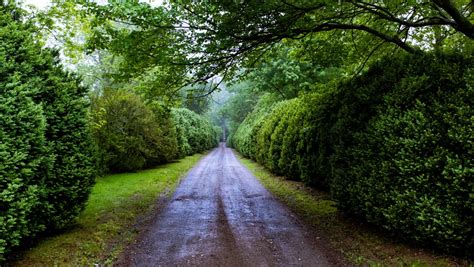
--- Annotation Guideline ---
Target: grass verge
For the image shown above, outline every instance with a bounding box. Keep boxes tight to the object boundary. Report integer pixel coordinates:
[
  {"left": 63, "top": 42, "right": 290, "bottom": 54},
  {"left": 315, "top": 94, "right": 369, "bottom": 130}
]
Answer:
[
  {"left": 237, "top": 154, "right": 470, "bottom": 267},
  {"left": 11, "top": 154, "right": 204, "bottom": 266}
]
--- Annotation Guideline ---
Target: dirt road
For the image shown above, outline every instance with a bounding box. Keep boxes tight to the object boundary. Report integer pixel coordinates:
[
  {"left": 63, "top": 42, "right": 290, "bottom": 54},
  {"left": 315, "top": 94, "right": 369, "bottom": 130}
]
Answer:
[{"left": 119, "top": 143, "right": 344, "bottom": 266}]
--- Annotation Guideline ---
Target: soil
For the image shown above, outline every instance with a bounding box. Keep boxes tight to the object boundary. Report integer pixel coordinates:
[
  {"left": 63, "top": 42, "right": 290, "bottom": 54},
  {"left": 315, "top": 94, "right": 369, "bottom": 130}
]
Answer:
[{"left": 117, "top": 143, "right": 347, "bottom": 266}]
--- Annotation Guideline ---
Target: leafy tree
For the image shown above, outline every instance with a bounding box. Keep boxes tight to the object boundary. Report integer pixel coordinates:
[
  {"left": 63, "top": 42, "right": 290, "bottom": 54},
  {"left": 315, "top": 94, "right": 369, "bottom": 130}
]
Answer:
[
  {"left": 127, "top": 0, "right": 471, "bottom": 86},
  {"left": 181, "top": 83, "right": 213, "bottom": 115},
  {"left": 244, "top": 38, "right": 349, "bottom": 100},
  {"left": 47, "top": 1, "right": 471, "bottom": 99},
  {"left": 219, "top": 80, "right": 260, "bottom": 141}
]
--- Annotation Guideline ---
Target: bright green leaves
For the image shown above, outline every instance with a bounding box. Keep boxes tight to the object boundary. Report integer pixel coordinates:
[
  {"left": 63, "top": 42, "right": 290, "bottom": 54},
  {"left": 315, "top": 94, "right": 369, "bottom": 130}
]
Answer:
[
  {"left": 80, "top": 1, "right": 186, "bottom": 84},
  {"left": 89, "top": 89, "right": 220, "bottom": 173},
  {"left": 171, "top": 108, "right": 221, "bottom": 158}
]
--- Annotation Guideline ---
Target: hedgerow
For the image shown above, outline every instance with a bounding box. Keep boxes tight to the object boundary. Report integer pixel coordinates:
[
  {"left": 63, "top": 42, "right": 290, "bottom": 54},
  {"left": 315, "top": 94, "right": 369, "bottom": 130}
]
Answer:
[
  {"left": 231, "top": 52, "right": 473, "bottom": 255},
  {"left": 232, "top": 94, "right": 279, "bottom": 159},
  {"left": 171, "top": 108, "right": 221, "bottom": 157},
  {"left": 0, "top": 7, "right": 96, "bottom": 261},
  {"left": 90, "top": 89, "right": 178, "bottom": 173},
  {"left": 233, "top": 93, "right": 330, "bottom": 187},
  {"left": 330, "top": 52, "right": 473, "bottom": 256}
]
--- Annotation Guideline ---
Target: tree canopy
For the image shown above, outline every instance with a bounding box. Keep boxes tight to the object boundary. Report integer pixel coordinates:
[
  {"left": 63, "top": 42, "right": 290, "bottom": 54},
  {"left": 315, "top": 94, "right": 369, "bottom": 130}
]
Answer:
[{"left": 43, "top": 0, "right": 472, "bottom": 98}]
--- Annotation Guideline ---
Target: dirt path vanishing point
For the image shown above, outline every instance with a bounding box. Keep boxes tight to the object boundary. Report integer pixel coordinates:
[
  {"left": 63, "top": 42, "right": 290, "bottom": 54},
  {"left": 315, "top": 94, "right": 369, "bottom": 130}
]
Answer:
[{"left": 118, "top": 143, "right": 346, "bottom": 267}]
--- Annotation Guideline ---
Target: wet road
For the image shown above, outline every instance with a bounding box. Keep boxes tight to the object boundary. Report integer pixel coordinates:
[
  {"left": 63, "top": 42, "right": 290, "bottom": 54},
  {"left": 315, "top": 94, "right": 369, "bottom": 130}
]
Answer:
[{"left": 119, "top": 143, "right": 343, "bottom": 266}]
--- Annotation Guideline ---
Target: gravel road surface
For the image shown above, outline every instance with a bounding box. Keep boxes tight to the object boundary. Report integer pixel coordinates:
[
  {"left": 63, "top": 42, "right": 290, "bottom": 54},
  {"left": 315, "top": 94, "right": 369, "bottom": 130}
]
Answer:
[{"left": 119, "top": 143, "right": 345, "bottom": 266}]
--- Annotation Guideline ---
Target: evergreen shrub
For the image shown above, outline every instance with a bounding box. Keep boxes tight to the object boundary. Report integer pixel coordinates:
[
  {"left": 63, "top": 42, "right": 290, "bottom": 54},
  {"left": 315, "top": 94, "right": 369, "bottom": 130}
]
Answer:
[
  {"left": 171, "top": 108, "right": 220, "bottom": 157},
  {"left": 0, "top": 7, "right": 96, "bottom": 260},
  {"left": 232, "top": 52, "right": 473, "bottom": 255},
  {"left": 90, "top": 89, "right": 178, "bottom": 172}
]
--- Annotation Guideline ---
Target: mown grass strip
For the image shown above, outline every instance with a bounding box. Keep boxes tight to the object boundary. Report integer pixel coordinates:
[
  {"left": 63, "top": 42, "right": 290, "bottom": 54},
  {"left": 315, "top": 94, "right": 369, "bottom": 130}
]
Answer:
[
  {"left": 237, "top": 154, "right": 469, "bottom": 267},
  {"left": 11, "top": 154, "right": 204, "bottom": 266}
]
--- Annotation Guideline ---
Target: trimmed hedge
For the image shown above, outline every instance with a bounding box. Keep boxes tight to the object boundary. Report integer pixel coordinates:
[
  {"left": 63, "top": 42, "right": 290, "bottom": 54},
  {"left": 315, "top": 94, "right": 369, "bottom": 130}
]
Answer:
[
  {"left": 90, "top": 89, "right": 178, "bottom": 173},
  {"left": 171, "top": 108, "right": 221, "bottom": 157},
  {"left": 0, "top": 7, "right": 96, "bottom": 261},
  {"left": 231, "top": 52, "right": 473, "bottom": 255},
  {"left": 232, "top": 94, "right": 279, "bottom": 159},
  {"left": 233, "top": 94, "right": 328, "bottom": 186},
  {"left": 330, "top": 52, "right": 473, "bottom": 256}
]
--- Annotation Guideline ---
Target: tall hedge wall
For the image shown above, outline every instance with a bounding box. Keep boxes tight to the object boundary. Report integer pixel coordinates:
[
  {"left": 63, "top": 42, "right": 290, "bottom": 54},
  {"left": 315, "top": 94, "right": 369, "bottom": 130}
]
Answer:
[
  {"left": 0, "top": 7, "right": 96, "bottom": 261},
  {"left": 171, "top": 108, "right": 221, "bottom": 157},
  {"left": 231, "top": 52, "right": 473, "bottom": 256},
  {"left": 330, "top": 52, "right": 473, "bottom": 256},
  {"left": 231, "top": 94, "right": 279, "bottom": 159}
]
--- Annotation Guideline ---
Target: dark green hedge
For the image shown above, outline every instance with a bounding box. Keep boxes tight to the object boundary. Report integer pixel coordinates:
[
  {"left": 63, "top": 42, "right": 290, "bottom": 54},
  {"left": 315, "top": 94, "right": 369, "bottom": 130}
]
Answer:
[
  {"left": 231, "top": 52, "right": 473, "bottom": 255},
  {"left": 329, "top": 52, "right": 473, "bottom": 256},
  {"left": 233, "top": 93, "right": 328, "bottom": 186},
  {"left": 90, "top": 89, "right": 178, "bottom": 173},
  {"left": 0, "top": 7, "right": 96, "bottom": 261},
  {"left": 171, "top": 108, "right": 221, "bottom": 157}
]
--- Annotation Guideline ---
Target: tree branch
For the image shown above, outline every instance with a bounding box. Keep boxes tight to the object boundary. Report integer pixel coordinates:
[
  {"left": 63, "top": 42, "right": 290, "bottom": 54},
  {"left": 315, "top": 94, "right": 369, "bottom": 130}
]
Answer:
[{"left": 432, "top": 0, "right": 474, "bottom": 38}]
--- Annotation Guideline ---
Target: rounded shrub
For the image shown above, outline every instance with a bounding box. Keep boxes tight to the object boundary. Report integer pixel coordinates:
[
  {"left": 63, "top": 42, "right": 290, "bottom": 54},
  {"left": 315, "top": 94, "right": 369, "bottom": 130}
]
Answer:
[
  {"left": 276, "top": 94, "right": 322, "bottom": 184},
  {"left": 171, "top": 108, "right": 220, "bottom": 158},
  {"left": 91, "top": 89, "right": 178, "bottom": 172},
  {"left": 232, "top": 94, "right": 278, "bottom": 159},
  {"left": 0, "top": 6, "right": 96, "bottom": 261},
  {"left": 233, "top": 93, "right": 329, "bottom": 186}
]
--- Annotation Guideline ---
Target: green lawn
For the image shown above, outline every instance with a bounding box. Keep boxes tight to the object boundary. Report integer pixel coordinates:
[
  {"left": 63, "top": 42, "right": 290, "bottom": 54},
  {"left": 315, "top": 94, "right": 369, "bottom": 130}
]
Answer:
[
  {"left": 237, "top": 154, "right": 470, "bottom": 267},
  {"left": 11, "top": 154, "right": 204, "bottom": 266}
]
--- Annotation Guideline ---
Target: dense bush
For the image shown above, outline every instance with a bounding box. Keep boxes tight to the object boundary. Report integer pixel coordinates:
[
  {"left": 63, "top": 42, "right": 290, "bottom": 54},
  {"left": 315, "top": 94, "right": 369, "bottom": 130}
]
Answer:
[
  {"left": 233, "top": 94, "right": 327, "bottom": 186},
  {"left": 231, "top": 52, "right": 473, "bottom": 255},
  {"left": 232, "top": 94, "right": 279, "bottom": 159},
  {"left": 0, "top": 7, "right": 96, "bottom": 261},
  {"left": 91, "top": 89, "right": 178, "bottom": 172},
  {"left": 171, "top": 108, "right": 221, "bottom": 157},
  {"left": 329, "top": 53, "right": 473, "bottom": 255}
]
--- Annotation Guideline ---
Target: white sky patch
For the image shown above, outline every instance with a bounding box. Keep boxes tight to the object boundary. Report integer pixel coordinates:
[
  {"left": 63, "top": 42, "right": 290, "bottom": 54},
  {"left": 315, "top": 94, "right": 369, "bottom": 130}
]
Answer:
[
  {"left": 22, "top": 0, "right": 50, "bottom": 9},
  {"left": 22, "top": 0, "right": 163, "bottom": 9},
  {"left": 19, "top": 0, "right": 165, "bottom": 72}
]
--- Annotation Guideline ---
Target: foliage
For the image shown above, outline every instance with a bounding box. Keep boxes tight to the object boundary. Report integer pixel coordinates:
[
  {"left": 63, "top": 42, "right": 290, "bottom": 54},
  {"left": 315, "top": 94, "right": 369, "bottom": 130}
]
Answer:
[
  {"left": 6, "top": 0, "right": 472, "bottom": 260},
  {"left": 78, "top": 1, "right": 188, "bottom": 91},
  {"left": 231, "top": 52, "right": 473, "bottom": 255},
  {"left": 233, "top": 93, "right": 328, "bottom": 186},
  {"left": 12, "top": 154, "right": 203, "bottom": 266},
  {"left": 50, "top": 0, "right": 472, "bottom": 99},
  {"left": 239, "top": 155, "right": 470, "bottom": 266},
  {"left": 171, "top": 108, "right": 221, "bottom": 158},
  {"left": 329, "top": 52, "right": 473, "bottom": 256},
  {"left": 90, "top": 89, "right": 178, "bottom": 173},
  {"left": 180, "top": 83, "right": 213, "bottom": 115},
  {"left": 0, "top": 6, "right": 96, "bottom": 261},
  {"left": 231, "top": 94, "right": 280, "bottom": 158},
  {"left": 168, "top": 0, "right": 473, "bottom": 81},
  {"left": 248, "top": 42, "right": 345, "bottom": 99},
  {"left": 219, "top": 80, "right": 260, "bottom": 142},
  {"left": 43, "top": 1, "right": 473, "bottom": 101}
]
